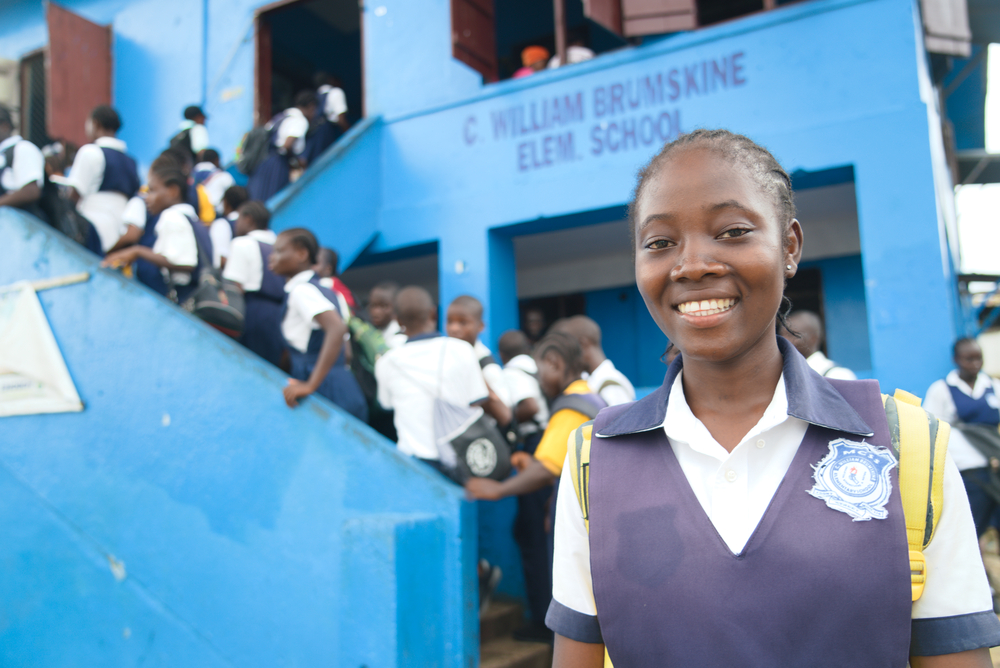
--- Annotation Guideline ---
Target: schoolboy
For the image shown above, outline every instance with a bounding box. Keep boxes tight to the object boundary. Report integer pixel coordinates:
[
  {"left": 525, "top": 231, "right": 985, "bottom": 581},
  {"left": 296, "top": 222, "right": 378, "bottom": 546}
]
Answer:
[
  {"left": 374, "top": 286, "right": 489, "bottom": 474},
  {"left": 66, "top": 105, "right": 141, "bottom": 252},
  {"left": 314, "top": 247, "right": 356, "bottom": 311},
  {"left": 782, "top": 310, "right": 857, "bottom": 380},
  {"left": 268, "top": 227, "right": 367, "bottom": 420},
  {"left": 174, "top": 105, "right": 209, "bottom": 162},
  {"left": 223, "top": 201, "right": 283, "bottom": 367},
  {"left": 192, "top": 148, "right": 236, "bottom": 215},
  {"left": 368, "top": 281, "right": 407, "bottom": 349},
  {"left": 466, "top": 331, "right": 605, "bottom": 501},
  {"left": 0, "top": 104, "right": 45, "bottom": 219},
  {"left": 551, "top": 315, "right": 635, "bottom": 407},
  {"left": 445, "top": 295, "right": 513, "bottom": 421}
]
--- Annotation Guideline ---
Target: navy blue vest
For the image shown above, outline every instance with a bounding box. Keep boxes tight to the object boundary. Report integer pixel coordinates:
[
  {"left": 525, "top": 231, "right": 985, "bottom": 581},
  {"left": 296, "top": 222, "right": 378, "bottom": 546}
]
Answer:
[
  {"left": 948, "top": 380, "right": 1000, "bottom": 426},
  {"left": 281, "top": 275, "right": 347, "bottom": 364},
  {"left": 192, "top": 165, "right": 215, "bottom": 186},
  {"left": 588, "top": 352, "right": 911, "bottom": 667},
  {"left": 98, "top": 147, "right": 140, "bottom": 198},
  {"left": 134, "top": 209, "right": 213, "bottom": 303}
]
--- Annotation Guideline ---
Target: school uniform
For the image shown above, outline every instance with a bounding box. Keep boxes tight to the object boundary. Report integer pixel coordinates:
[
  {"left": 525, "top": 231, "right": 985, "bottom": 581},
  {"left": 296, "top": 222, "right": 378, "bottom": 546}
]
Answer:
[
  {"left": 178, "top": 120, "right": 210, "bottom": 156},
  {"left": 548, "top": 338, "right": 1000, "bottom": 666},
  {"left": 192, "top": 162, "right": 236, "bottom": 215},
  {"left": 805, "top": 349, "right": 857, "bottom": 380},
  {"left": 282, "top": 269, "right": 367, "bottom": 421},
  {"left": 0, "top": 134, "right": 46, "bottom": 220},
  {"left": 474, "top": 339, "right": 512, "bottom": 408},
  {"left": 223, "top": 229, "right": 283, "bottom": 366},
  {"left": 503, "top": 354, "right": 550, "bottom": 442},
  {"left": 378, "top": 319, "right": 408, "bottom": 350},
  {"left": 208, "top": 215, "right": 232, "bottom": 269},
  {"left": 925, "top": 370, "right": 1000, "bottom": 536},
  {"left": 375, "top": 334, "right": 488, "bottom": 463},
  {"left": 585, "top": 358, "right": 635, "bottom": 407},
  {"left": 66, "top": 137, "right": 140, "bottom": 252},
  {"left": 302, "top": 84, "right": 348, "bottom": 164},
  {"left": 247, "top": 109, "right": 309, "bottom": 203}
]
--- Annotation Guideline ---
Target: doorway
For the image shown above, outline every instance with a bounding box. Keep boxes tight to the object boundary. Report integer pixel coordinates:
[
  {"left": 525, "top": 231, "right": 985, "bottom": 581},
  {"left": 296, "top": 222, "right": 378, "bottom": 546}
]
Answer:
[{"left": 255, "top": 0, "right": 363, "bottom": 125}]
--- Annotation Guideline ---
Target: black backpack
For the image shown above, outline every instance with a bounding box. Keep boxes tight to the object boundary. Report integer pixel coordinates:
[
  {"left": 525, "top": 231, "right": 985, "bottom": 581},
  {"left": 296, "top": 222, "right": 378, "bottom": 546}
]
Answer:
[
  {"left": 237, "top": 112, "right": 287, "bottom": 175},
  {"left": 2, "top": 143, "right": 94, "bottom": 249},
  {"left": 168, "top": 127, "right": 195, "bottom": 162}
]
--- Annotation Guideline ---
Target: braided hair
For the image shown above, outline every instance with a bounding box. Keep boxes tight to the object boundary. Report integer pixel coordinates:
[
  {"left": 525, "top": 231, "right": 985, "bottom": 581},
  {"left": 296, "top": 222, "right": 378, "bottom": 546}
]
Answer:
[
  {"left": 627, "top": 129, "right": 799, "bottom": 333},
  {"left": 535, "top": 331, "right": 585, "bottom": 379}
]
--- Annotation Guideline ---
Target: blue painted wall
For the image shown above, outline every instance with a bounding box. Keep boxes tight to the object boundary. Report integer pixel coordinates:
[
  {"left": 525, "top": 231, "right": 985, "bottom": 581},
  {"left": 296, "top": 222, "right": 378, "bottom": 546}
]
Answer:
[
  {"left": 585, "top": 284, "right": 669, "bottom": 388},
  {"left": 0, "top": 211, "right": 477, "bottom": 667},
  {"left": 801, "top": 254, "right": 874, "bottom": 376}
]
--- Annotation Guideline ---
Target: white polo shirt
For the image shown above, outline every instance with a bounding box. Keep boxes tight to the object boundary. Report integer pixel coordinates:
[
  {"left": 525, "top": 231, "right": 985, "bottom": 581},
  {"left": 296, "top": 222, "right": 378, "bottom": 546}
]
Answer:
[
  {"left": 375, "top": 335, "right": 489, "bottom": 460},
  {"left": 503, "top": 354, "right": 549, "bottom": 433},
  {"left": 318, "top": 84, "right": 348, "bottom": 121},
  {"left": 273, "top": 108, "right": 310, "bottom": 156},
  {"left": 151, "top": 203, "right": 198, "bottom": 286},
  {"left": 475, "top": 339, "right": 512, "bottom": 408},
  {"left": 178, "top": 121, "right": 209, "bottom": 155},
  {"left": 551, "top": 371, "right": 994, "bottom": 634},
  {"left": 379, "top": 319, "right": 408, "bottom": 349},
  {"left": 67, "top": 136, "right": 133, "bottom": 252},
  {"left": 806, "top": 350, "right": 857, "bottom": 380},
  {"left": 122, "top": 195, "right": 147, "bottom": 230},
  {"left": 281, "top": 270, "right": 340, "bottom": 353},
  {"left": 924, "top": 370, "right": 1000, "bottom": 471},
  {"left": 194, "top": 162, "right": 236, "bottom": 213},
  {"left": 223, "top": 229, "right": 278, "bottom": 291},
  {"left": 586, "top": 358, "right": 635, "bottom": 407},
  {"left": 0, "top": 135, "right": 44, "bottom": 193}
]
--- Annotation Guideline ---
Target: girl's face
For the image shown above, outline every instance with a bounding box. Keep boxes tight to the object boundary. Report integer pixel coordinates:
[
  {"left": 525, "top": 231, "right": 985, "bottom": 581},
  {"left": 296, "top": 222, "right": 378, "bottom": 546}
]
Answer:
[
  {"left": 268, "top": 234, "right": 308, "bottom": 277},
  {"left": 145, "top": 172, "right": 180, "bottom": 216},
  {"left": 536, "top": 350, "right": 567, "bottom": 399},
  {"left": 633, "top": 146, "right": 802, "bottom": 365}
]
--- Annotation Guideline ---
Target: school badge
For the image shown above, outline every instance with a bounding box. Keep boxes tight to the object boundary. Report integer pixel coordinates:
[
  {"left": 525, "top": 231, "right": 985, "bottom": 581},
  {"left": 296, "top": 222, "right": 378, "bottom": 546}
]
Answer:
[{"left": 807, "top": 439, "right": 897, "bottom": 521}]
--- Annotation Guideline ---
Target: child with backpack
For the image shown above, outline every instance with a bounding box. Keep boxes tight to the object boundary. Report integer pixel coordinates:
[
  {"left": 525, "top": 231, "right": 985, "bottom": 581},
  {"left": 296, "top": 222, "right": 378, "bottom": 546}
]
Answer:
[
  {"left": 101, "top": 158, "right": 210, "bottom": 305},
  {"left": 546, "top": 129, "right": 1000, "bottom": 668},
  {"left": 246, "top": 92, "right": 317, "bottom": 204},
  {"left": 268, "top": 227, "right": 367, "bottom": 421}
]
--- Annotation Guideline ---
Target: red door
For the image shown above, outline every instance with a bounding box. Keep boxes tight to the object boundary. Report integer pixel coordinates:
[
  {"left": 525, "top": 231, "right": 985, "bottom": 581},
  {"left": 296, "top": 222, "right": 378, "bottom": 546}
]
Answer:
[
  {"left": 46, "top": 3, "right": 112, "bottom": 146},
  {"left": 255, "top": 16, "right": 273, "bottom": 125},
  {"left": 452, "top": 0, "right": 498, "bottom": 82}
]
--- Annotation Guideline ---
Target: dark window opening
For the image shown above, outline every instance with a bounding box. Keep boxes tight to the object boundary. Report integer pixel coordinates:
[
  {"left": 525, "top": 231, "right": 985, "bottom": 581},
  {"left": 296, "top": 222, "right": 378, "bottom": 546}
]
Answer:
[
  {"left": 696, "top": 0, "right": 763, "bottom": 26},
  {"left": 256, "top": 0, "right": 363, "bottom": 124},
  {"left": 518, "top": 293, "right": 587, "bottom": 338},
  {"left": 783, "top": 267, "right": 827, "bottom": 352},
  {"left": 20, "top": 53, "right": 47, "bottom": 147}
]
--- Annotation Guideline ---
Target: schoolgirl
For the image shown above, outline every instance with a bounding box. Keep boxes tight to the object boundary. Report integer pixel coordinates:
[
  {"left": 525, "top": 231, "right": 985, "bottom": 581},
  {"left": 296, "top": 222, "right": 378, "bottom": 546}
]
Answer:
[
  {"left": 268, "top": 227, "right": 367, "bottom": 421},
  {"left": 102, "top": 158, "right": 211, "bottom": 305},
  {"left": 222, "top": 201, "right": 284, "bottom": 367},
  {"left": 547, "top": 130, "right": 1000, "bottom": 667},
  {"left": 246, "top": 92, "right": 318, "bottom": 204}
]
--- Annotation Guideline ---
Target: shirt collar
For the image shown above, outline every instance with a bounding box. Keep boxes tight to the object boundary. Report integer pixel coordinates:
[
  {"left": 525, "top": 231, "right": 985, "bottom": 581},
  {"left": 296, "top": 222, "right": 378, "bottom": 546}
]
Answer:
[
  {"left": 506, "top": 354, "right": 537, "bottom": 374},
  {"left": 407, "top": 331, "right": 443, "bottom": 343},
  {"left": 284, "top": 269, "right": 315, "bottom": 293},
  {"left": 946, "top": 369, "right": 991, "bottom": 398},
  {"left": 0, "top": 134, "right": 22, "bottom": 152},
  {"left": 95, "top": 136, "right": 127, "bottom": 151},
  {"left": 246, "top": 229, "right": 276, "bottom": 243},
  {"left": 194, "top": 162, "right": 217, "bottom": 172},
  {"left": 596, "top": 336, "right": 873, "bottom": 438}
]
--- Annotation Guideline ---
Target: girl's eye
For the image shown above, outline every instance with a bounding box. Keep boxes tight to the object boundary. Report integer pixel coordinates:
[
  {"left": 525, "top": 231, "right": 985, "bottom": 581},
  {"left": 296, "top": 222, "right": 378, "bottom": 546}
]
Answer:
[
  {"left": 719, "top": 227, "right": 751, "bottom": 239},
  {"left": 645, "top": 238, "right": 675, "bottom": 250}
]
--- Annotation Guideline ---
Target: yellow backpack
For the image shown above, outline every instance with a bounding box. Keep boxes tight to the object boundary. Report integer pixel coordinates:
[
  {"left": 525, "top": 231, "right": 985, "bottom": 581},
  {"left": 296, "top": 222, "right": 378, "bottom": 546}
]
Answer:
[{"left": 567, "top": 389, "right": 949, "bottom": 603}]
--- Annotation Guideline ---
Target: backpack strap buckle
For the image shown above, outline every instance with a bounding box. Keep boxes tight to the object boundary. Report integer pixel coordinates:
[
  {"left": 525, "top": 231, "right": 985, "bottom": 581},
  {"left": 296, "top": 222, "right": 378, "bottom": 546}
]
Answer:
[{"left": 909, "top": 549, "right": 926, "bottom": 601}]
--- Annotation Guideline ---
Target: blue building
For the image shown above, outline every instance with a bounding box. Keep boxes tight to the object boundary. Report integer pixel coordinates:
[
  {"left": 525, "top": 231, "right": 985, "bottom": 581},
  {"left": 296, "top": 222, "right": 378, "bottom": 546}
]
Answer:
[{"left": 0, "top": 0, "right": 997, "bottom": 664}]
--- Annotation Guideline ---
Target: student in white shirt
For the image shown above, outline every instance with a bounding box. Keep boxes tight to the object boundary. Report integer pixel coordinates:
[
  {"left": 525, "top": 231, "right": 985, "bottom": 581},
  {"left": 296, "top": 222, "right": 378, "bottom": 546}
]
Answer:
[
  {"left": 246, "top": 91, "right": 317, "bottom": 204},
  {"left": 374, "top": 287, "right": 490, "bottom": 472},
  {"left": 223, "top": 201, "right": 284, "bottom": 367},
  {"left": 192, "top": 149, "right": 236, "bottom": 214},
  {"left": 268, "top": 227, "right": 367, "bottom": 420},
  {"left": 66, "top": 105, "right": 141, "bottom": 252},
  {"left": 0, "top": 104, "right": 45, "bottom": 219},
  {"left": 368, "top": 281, "right": 407, "bottom": 349},
  {"left": 102, "top": 160, "right": 199, "bottom": 302},
  {"left": 175, "top": 105, "right": 210, "bottom": 161},
  {"left": 782, "top": 310, "right": 857, "bottom": 380},
  {"left": 215, "top": 185, "right": 249, "bottom": 268},
  {"left": 552, "top": 315, "right": 635, "bottom": 406},
  {"left": 446, "top": 295, "right": 513, "bottom": 426},
  {"left": 303, "top": 72, "right": 350, "bottom": 164}
]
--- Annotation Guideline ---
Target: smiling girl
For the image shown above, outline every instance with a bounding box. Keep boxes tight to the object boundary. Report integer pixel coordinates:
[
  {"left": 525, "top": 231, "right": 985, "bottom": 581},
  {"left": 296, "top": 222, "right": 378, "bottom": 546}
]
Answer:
[{"left": 547, "top": 130, "right": 1000, "bottom": 668}]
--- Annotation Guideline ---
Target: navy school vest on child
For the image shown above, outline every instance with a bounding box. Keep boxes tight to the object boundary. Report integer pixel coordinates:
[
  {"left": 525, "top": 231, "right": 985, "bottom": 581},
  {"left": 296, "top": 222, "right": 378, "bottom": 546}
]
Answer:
[
  {"left": 98, "top": 147, "right": 140, "bottom": 198},
  {"left": 948, "top": 380, "right": 1000, "bottom": 426},
  {"left": 586, "top": 338, "right": 912, "bottom": 668},
  {"left": 135, "top": 210, "right": 212, "bottom": 303},
  {"left": 281, "top": 274, "right": 368, "bottom": 422},
  {"left": 238, "top": 241, "right": 286, "bottom": 367}
]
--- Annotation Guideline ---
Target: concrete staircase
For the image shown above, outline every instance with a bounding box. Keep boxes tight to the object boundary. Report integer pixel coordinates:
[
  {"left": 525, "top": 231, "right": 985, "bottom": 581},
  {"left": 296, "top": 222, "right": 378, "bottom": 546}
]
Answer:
[{"left": 480, "top": 602, "right": 552, "bottom": 668}]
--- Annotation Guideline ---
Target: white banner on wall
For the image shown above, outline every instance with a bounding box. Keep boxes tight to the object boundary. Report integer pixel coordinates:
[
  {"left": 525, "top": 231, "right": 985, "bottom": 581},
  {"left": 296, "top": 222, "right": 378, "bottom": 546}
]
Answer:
[{"left": 0, "top": 281, "right": 83, "bottom": 417}]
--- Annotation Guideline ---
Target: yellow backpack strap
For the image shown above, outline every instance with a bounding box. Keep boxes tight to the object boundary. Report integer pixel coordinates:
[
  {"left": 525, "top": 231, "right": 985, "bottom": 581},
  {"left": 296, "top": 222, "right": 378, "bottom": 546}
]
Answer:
[
  {"left": 567, "top": 421, "right": 594, "bottom": 534},
  {"left": 881, "top": 389, "right": 950, "bottom": 601},
  {"left": 196, "top": 184, "right": 216, "bottom": 223}
]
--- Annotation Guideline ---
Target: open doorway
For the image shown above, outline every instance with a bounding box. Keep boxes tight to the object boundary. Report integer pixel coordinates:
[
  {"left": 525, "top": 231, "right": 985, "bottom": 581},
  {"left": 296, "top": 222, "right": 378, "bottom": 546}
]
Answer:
[{"left": 255, "top": 0, "right": 363, "bottom": 125}]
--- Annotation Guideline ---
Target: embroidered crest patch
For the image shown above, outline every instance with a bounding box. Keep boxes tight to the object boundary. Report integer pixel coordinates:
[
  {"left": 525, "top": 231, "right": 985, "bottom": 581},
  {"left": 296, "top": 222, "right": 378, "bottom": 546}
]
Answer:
[{"left": 807, "top": 439, "right": 897, "bottom": 521}]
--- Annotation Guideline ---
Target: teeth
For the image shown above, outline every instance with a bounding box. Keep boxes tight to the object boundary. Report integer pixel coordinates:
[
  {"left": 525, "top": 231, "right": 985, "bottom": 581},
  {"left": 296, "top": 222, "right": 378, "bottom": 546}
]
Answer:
[{"left": 678, "top": 298, "right": 736, "bottom": 316}]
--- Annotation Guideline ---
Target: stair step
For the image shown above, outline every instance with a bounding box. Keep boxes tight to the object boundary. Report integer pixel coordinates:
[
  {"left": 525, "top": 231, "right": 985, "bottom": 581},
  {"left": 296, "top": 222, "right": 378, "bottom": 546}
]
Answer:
[
  {"left": 480, "top": 600, "right": 524, "bottom": 645},
  {"left": 480, "top": 638, "right": 552, "bottom": 668}
]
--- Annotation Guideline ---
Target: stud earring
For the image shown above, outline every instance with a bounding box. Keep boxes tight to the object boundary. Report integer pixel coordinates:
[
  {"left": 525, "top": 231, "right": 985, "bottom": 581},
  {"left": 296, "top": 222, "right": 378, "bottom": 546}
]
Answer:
[{"left": 786, "top": 265, "right": 793, "bottom": 270}]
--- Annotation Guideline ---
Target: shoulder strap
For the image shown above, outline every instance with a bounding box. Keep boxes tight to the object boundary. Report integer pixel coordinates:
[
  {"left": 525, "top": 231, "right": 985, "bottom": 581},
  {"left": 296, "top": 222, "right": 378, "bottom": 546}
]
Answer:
[
  {"left": 551, "top": 393, "right": 602, "bottom": 420},
  {"left": 567, "top": 421, "right": 595, "bottom": 533},
  {"left": 479, "top": 354, "right": 497, "bottom": 370},
  {"left": 881, "top": 389, "right": 949, "bottom": 602},
  {"left": 2, "top": 143, "right": 15, "bottom": 168}
]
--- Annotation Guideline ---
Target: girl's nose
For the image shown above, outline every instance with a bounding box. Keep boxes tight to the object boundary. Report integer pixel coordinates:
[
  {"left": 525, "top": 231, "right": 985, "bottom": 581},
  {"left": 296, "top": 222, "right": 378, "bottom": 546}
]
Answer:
[{"left": 668, "top": 242, "right": 726, "bottom": 282}]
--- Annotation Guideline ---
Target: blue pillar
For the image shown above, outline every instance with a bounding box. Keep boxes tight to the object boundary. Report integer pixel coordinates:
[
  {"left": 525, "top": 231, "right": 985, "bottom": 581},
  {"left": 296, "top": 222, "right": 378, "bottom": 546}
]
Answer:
[{"left": 437, "top": 227, "right": 519, "bottom": 351}]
